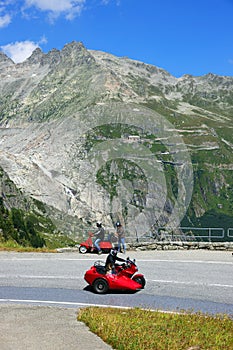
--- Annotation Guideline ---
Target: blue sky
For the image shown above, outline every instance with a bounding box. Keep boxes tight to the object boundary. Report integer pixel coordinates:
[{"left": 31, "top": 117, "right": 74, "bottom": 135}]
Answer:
[{"left": 0, "top": 0, "right": 233, "bottom": 77}]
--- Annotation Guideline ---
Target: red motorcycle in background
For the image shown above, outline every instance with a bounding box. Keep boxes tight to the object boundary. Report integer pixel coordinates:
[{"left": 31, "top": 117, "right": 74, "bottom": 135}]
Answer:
[
  {"left": 84, "top": 257, "right": 146, "bottom": 294},
  {"left": 78, "top": 232, "right": 113, "bottom": 254}
]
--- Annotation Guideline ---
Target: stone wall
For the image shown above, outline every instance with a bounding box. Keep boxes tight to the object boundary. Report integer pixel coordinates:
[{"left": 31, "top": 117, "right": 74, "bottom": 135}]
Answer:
[
  {"left": 57, "top": 241, "right": 233, "bottom": 252},
  {"left": 129, "top": 241, "right": 233, "bottom": 251}
]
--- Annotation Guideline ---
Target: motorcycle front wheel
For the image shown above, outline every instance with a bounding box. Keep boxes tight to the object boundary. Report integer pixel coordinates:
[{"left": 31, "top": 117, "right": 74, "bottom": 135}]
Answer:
[{"left": 132, "top": 276, "right": 146, "bottom": 288}]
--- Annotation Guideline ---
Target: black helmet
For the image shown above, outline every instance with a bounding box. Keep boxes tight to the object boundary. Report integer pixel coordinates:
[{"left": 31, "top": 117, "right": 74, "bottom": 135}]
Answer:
[
  {"left": 116, "top": 221, "right": 121, "bottom": 227},
  {"left": 96, "top": 221, "right": 102, "bottom": 228},
  {"left": 110, "top": 248, "right": 117, "bottom": 256}
]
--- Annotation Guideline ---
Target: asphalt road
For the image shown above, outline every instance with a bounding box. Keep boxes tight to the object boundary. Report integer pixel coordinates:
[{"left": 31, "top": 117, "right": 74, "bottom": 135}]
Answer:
[{"left": 0, "top": 249, "right": 233, "bottom": 315}]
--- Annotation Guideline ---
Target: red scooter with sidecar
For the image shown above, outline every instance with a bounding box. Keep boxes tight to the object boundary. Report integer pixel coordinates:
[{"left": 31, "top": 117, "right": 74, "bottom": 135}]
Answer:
[{"left": 79, "top": 232, "right": 113, "bottom": 254}]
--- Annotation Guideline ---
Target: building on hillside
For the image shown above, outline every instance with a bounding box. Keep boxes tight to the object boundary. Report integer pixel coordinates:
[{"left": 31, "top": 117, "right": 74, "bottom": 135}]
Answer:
[{"left": 127, "top": 135, "right": 141, "bottom": 142}]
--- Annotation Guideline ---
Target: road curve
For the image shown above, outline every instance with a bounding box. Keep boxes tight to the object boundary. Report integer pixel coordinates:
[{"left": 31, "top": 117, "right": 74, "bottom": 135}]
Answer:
[{"left": 0, "top": 249, "right": 232, "bottom": 315}]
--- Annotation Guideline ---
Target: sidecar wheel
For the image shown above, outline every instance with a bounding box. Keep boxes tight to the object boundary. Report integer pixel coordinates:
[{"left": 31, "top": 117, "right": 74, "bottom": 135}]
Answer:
[
  {"left": 133, "top": 276, "right": 146, "bottom": 288},
  {"left": 93, "top": 278, "right": 109, "bottom": 294},
  {"left": 79, "top": 246, "right": 87, "bottom": 254}
]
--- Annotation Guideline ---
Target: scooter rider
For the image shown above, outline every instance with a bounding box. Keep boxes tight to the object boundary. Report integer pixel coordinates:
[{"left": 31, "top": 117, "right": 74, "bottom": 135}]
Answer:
[
  {"left": 105, "top": 248, "right": 126, "bottom": 274},
  {"left": 94, "top": 221, "right": 105, "bottom": 254}
]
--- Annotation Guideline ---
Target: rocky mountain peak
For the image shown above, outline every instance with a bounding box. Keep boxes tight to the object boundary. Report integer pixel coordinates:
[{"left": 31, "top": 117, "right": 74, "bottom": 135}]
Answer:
[
  {"left": 62, "top": 40, "right": 85, "bottom": 52},
  {"left": 0, "top": 51, "right": 14, "bottom": 68},
  {"left": 41, "top": 48, "right": 61, "bottom": 66},
  {"left": 60, "top": 41, "right": 96, "bottom": 66},
  {"left": 25, "top": 47, "right": 45, "bottom": 65}
]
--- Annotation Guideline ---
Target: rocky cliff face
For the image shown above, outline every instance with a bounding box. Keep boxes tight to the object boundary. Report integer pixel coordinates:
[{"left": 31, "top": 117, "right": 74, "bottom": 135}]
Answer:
[{"left": 0, "top": 41, "right": 232, "bottom": 240}]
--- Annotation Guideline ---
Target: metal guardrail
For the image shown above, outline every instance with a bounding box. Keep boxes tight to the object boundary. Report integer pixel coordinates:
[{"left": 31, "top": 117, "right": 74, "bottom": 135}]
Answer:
[
  {"left": 138, "top": 226, "right": 232, "bottom": 242},
  {"left": 82, "top": 226, "right": 233, "bottom": 242},
  {"left": 157, "top": 227, "right": 225, "bottom": 242},
  {"left": 176, "top": 227, "right": 224, "bottom": 241}
]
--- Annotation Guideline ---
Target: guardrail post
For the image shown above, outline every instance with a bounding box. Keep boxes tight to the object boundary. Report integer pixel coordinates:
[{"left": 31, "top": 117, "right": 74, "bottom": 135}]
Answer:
[
  {"left": 228, "top": 228, "right": 233, "bottom": 238},
  {"left": 135, "top": 229, "right": 139, "bottom": 243}
]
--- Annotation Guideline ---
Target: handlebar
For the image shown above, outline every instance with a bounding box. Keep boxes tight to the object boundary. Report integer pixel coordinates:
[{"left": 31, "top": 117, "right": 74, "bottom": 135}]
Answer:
[
  {"left": 126, "top": 257, "right": 136, "bottom": 265},
  {"left": 120, "top": 258, "right": 136, "bottom": 269}
]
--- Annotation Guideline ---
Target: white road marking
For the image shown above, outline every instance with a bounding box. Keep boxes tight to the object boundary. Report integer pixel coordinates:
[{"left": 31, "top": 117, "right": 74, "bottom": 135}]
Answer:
[
  {"left": 150, "top": 279, "right": 233, "bottom": 288},
  {"left": 0, "top": 298, "right": 130, "bottom": 308},
  {"left": 0, "top": 258, "right": 97, "bottom": 261},
  {"left": 137, "top": 259, "right": 233, "bottom": 265},
  {"left": 0, "top": 257, "right": 232, "bottom": 265},
  {"left": 0, "top": 298, "right": 181, "bottom": 314},
  {"left": 0, "top": 275, "right": 83, "bottom": 280}
]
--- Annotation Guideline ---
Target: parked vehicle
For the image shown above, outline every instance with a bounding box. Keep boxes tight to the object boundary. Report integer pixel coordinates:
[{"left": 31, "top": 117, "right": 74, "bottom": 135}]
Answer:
[
  {"left": 84, "top": 257, "right": 146, "bottom": 294},
  {"left": 79, "top": 232, "right": 113, "bottom": 254}
]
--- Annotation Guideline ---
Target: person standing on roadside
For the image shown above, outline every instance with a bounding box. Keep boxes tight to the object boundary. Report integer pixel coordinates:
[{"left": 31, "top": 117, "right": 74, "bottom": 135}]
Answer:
[
  {"left": 93, "top": 221, "right": 105, "bottom": 254},
  {"left": 116, "top": 221, "right": 126, "bottom": 254}
]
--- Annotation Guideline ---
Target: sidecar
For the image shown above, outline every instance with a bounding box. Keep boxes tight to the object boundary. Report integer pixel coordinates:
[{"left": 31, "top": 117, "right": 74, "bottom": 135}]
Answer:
[{"left": 84, "top": 260, "right": 145, "bottom": 294}]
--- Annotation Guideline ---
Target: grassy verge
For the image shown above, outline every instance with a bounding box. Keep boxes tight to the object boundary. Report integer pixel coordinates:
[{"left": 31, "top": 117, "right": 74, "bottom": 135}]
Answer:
[
  {"left": 78, "top": 307, "right": 233, "bottom": 350},
  {"left": 0, "top": 240, "right": 57, "bottom": 252},
  {"left": 0, "top": 234, "right": 78, "bottom": 252},
  {"left": 0, "top": 246, "right": 57, "bottom": 253}
]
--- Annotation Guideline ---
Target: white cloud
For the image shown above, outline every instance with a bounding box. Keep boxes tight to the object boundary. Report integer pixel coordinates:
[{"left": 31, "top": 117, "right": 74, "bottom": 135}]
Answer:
[
  {"left": 38, "top": 35, "right": 48, "bottom": 45},
  {"left": 1, "top": 40, "right": 39, "bottom": 63},
  {"left": 24, "top": 0, "right": 86, "bottom": 20},
  {"left": 0, "top": 0, "right": 14, "bottom": 27},
  {"left": 0, "top": 0, "right": 117, "bottom": 30},
  {"left": 0, "top": 0, "right": 117, "bottom": 27},
  {"left": 25, "top": 0, "right": 73, "bottom": 12},
  {"left": 101, "top": 0, "right": 121, "bottom": 5},
  {"left": 0, "top": 13, "right": 11, "bottom": 27},
  {"left": 0, "top": 0, "right": 15, "bottom": 7}
]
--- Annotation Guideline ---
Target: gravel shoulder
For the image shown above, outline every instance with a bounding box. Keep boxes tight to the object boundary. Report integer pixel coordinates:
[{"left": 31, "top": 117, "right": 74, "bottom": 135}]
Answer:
[{"left": 0, "top": 304, "right": 112, "bottom": 350}]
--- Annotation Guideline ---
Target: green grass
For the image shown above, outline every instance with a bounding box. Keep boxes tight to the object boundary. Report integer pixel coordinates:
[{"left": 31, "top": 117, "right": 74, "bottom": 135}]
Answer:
[{"left": 78, "top": 307, "right": 233, "bottom": 350}]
